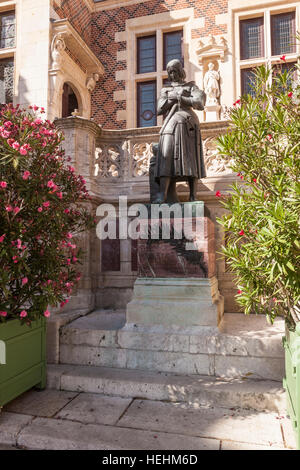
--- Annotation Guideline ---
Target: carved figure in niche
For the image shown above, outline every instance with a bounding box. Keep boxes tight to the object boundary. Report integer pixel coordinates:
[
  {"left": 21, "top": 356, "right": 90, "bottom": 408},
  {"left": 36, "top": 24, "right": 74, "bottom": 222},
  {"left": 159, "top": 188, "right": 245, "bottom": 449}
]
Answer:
[
  {"left": 204, "top": 62, "right": 220, "bottom": 106},
  {"left": 152, "top": 59, "right": 206, "bottom": 203},
  {"left": 51, "top": 34, "right": 66, "bottom": 68}
]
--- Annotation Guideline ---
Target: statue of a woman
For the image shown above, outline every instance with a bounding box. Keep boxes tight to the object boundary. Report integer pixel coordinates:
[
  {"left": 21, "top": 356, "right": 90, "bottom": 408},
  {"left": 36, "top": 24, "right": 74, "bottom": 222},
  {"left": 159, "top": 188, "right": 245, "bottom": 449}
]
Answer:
[
  {"left": 153, "top": 59, "right": 206, "bottom": 203},
  {"left": 204, "top": 62, "right": 220, "bottom": 105}
]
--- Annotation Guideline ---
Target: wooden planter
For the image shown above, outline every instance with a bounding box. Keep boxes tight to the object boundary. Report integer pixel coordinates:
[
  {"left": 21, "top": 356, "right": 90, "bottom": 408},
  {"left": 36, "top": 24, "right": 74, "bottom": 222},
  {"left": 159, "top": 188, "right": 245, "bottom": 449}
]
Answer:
[
  {"left": 0, "top": 317, "right": 46, "bottom": 407},
  {"left": 283, "top": 321, "right": 300, "bottom": 450}
]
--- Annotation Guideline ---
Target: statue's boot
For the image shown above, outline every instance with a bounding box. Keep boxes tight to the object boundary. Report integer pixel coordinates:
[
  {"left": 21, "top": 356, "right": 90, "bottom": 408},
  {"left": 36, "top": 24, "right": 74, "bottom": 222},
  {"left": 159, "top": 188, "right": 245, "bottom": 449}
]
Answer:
[
  {"left": 166, "top": 181, "right": 179, "bottom": 203},
  {"left": 152, "top": 177, "right": 171, "bottom": 204},
  {"left": 188, "top": 178, "right": 198, "bottom": 201}
]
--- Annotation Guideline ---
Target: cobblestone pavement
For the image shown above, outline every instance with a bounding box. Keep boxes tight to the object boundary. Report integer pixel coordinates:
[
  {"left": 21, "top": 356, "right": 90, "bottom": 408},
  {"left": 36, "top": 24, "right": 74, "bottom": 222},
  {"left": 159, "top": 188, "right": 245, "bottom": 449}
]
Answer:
[{"left": 0, "top": 388, "right": 296, "bottom": 450}]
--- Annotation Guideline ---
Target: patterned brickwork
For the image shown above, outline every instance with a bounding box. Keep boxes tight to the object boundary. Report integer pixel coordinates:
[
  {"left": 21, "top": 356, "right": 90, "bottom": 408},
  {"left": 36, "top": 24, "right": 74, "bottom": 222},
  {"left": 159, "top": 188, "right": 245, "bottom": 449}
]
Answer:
[
  {"left": 90, "top": 0, "right": 228, "bottom": 129},
  {"left": 52, "top": 0, "right": 92, "bottom": 47}
]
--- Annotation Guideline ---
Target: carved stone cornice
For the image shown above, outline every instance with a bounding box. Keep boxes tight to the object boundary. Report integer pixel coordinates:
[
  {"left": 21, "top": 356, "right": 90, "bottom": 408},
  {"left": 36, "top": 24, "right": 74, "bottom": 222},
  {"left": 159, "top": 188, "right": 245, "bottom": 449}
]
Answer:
[
  {"left": 50, "top": 18, "right": 104, "bottom": 76},
  {"left": 196, "top": 35, "right": 228, "bottom": 64}
]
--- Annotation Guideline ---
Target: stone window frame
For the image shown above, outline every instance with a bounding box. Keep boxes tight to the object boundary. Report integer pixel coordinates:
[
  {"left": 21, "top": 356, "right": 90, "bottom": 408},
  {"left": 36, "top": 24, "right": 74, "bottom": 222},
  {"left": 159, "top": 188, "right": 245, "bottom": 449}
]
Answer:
[
  {"left": 0, "top": 3, "right": 16, "bottom": 104},
  {"left": 119, "top": 9, "right": 198, "bottom": 129},
  {"left": 232, "top": 0, "right": 300, "bottom": 100}
]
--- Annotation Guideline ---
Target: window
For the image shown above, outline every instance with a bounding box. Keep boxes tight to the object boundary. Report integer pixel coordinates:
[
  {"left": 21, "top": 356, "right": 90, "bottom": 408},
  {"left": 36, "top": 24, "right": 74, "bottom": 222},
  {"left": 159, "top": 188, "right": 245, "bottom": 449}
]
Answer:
[
  {"left": 136, "top": 30, "right": 183, "bottom": 127},
  {"left": 137, "top": 81, "right": 156, "bottom": 127},
  {"left": 137, "top": 35, "right": 156, "bottom": 74},
  {"left": 271, "top": 12, "right": 296, "bottom": 56},
  {"left": 163, "top": 30, "right": 183, "bottom": 69},
  {"left": 0, "top": 58, "right": 13, "bottom": 103},
  {"left": 238, "top": 8, "right": 298, "bottom": 99},
  {"left": 62, "top": 83, "right": 79, "bottom": 118},
  {"left": 240, "top": 17, "right": 264, "bottom": 60},
  {"left": 0, "top": 12, "right": 15, "bottom": 49}
]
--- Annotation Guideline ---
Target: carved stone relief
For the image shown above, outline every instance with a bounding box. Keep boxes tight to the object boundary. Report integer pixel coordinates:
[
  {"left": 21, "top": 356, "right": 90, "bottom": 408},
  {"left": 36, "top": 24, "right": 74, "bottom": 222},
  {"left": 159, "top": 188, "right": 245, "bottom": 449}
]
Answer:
[
  {"left": 95, "top": 145, "right": 122, "bottom": 178},
  {"left": 132, "top": 142, "right": 153, "bottom": 177},
  {"left": 203, "top": 137, "right": 233, "bottom": 175}
]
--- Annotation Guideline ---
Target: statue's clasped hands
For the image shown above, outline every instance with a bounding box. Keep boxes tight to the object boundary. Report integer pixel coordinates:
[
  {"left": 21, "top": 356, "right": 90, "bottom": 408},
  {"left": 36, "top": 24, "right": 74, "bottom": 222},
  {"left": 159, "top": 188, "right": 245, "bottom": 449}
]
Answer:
[{"left": 168, "top": 89, "right": 184, "bottom": 104}]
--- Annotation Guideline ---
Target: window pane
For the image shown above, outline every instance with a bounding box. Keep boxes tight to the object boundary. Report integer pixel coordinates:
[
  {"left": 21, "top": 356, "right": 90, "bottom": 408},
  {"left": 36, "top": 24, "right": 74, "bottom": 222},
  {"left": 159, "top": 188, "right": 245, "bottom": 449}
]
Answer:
[
  {"left": 240, "top": 18, "right": 264, "bottom": 60},
  {"left": 137, "top": 35, "right": 156, "bottom": 74},
  {"left": 0, "top": 58, "right": 14, "bottom": 103},
  {"left": 163, "top": 31, "right": 183, "bottom": 69},
  {"left": 241, "top": 68, "right": 256, "bottom": 97},
  {"left": 271, "top": 12, "right": 296, "bottom": 56},
  {"left": 137, "top": 81, "right": 157, "bottom": 127},
  {"left": 0, "top": 12, "right": 15, "bottom": 48}
]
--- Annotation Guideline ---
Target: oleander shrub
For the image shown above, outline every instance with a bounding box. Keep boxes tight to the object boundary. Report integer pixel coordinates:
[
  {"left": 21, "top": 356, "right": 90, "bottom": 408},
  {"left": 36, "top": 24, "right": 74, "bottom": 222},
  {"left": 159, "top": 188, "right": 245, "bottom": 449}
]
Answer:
[
  {"left": 0, "top": 104, "right": 95, "bottom": 323},
  {"left": 216, "top": 62, "right": 300, "bottom": 327}
]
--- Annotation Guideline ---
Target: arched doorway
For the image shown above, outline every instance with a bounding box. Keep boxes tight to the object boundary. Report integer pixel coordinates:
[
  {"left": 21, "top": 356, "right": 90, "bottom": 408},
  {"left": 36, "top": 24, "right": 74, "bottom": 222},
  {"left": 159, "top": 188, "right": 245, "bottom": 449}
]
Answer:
[{"left": 61, "top": 82, "right": 80, "bottom": 117}]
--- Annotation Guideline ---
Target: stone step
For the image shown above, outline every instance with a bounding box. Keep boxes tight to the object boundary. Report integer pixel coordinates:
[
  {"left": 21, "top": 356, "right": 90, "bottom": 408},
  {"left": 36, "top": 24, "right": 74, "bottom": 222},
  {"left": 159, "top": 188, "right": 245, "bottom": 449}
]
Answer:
[
  {"left": 47, "top": 364, "right": 286, "bottom": 413},
  {"left": 59, "top": 311, "right": 285, "bottom": 381}
]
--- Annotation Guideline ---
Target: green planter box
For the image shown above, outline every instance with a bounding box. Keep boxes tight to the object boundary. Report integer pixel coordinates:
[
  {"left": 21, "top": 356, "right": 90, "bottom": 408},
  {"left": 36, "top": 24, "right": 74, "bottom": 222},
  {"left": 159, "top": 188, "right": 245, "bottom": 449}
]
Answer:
[
  {"left": 0, "top": 317, "right": 46, "bottom": 407},
  {"left": 283, "top": 322, "right": 300, "bottom": 450}
]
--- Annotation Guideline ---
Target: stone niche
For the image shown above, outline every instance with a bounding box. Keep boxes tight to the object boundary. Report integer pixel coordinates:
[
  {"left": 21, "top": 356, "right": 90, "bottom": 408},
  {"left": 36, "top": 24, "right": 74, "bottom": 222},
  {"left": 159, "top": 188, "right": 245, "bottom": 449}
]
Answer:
[{"left": 196, "top": 35, "right": 228, "bottom": 122}]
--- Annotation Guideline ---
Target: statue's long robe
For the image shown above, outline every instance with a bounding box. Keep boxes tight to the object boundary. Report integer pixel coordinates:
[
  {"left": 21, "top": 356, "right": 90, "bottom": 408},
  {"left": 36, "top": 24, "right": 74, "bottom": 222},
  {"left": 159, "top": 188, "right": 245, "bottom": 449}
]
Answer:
[{"left": 155, "top": 81, "right": 206, "bottom": 181}]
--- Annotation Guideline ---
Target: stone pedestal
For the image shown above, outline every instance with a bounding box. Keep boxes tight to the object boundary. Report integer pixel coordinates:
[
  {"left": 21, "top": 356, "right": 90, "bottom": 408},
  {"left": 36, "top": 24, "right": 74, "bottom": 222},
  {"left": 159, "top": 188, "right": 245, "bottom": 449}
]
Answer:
[
  {"left": 126, "top": 277, "right": 224, "bottom": 327},
  {"left": 204, "top": 104, "right": 222, "bottom": 122},
  {"left": 126, "top": 204, "right": 224, "bottom": 329}
]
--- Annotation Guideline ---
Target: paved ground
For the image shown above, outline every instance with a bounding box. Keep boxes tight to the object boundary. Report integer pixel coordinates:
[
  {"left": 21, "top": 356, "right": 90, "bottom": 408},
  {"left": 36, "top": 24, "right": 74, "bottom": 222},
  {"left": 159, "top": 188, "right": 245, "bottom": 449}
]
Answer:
[{"left": 0, "top": 388, "right": 296, "bottom": 450}]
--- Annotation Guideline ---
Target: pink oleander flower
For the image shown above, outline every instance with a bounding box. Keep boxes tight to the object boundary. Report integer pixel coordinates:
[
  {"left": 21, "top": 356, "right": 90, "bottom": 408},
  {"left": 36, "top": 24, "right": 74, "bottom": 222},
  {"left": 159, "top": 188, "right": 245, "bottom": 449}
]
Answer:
[
  {"left": 1, "top": 129, "right": 10, "bottom": 138},
  {"left": 280, "top": 55, "right": 286, "bottom": 61},
  {"left": 0, "top": 234, "right": 6, "bottom": 242},
  {"left": 233, "top": 99, "right": 241, "bottom": 106},
  {"left": 288, "top": 92, "right": 293, "bottom": 98},
  {"left": 56, "top": 191, "right": 63, "bottom": 199},
  {"left": 37, "top": 207, "right": 43, "bottom": 213},
  {"left": 266, "top": 134, "right": 272, "bottom": 141},
  {"left": 0, "top": 311, "right": 7, "bottom": 317},
  {"left": 20, "top": 310, "right": 27, "bottom": 318},
  {"left": 239, "top": 230, "right": 245, "bottom": 236},
  {"left": 33, "top": 105, "right": 39, "bottom": 111},
  {"left": 66, "top": 232, "right": 73, "bottom": 239},
  {"left": 12, "top": 141, "right": 20, "bottom": 150},
  {"left": 13, "top": 207, "right": 20, "bottom": 214},
  {"left": 237, "top": 290, "right": 242, "bottom": 294},
  {"left": 42, "top": 201, "right": 50, "bottom": 208},
  {"left": 34, "top": 118, "right": 42, "bottom": 125},
  {"left": 22, "top": 171, "right": 31, "bottom": 180},
  {"left": 7, "top": 138, "right": 14, "bottom": 146},
  {"left": 19, "top": 145, "right": 28, "bottom": 155},
  {"left": 47, "top": 179, "right": 56, "bottom": 188},
  {"left": 215, "top": 190, "right": 222, "bottom": 198},
  {"left": 44, "top": 309, "right": 51, "bottom": 318},
  {"left": 0, "top": 181, "right": 7, "bottom": 188},
  {"left": 16, "top": 239, "right": 22, "bottom": 249},
  {"left": 72, "top": 256, "right": 78, "bottom": 263},
  {"left": 4, "top": 121, "right": 12, "bottom": 127},
  {"left": 22, "top": 277, "right": 28, "bottom": 285},
  {"left": 64, "top": 209, "right": 70, "bottom": 214},
  {"left": 5, "top": 205, "right": 13, "bottom": 212}
]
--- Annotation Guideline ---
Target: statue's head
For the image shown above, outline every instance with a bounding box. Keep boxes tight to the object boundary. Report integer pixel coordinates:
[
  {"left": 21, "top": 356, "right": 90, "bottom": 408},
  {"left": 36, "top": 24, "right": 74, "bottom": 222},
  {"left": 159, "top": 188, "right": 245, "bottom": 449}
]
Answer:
[
  {"left": 208, "top": 62, "right": 215, "bottom": 70},
  {"left": 166, "top": 59, "right": 186, "bottom": 83}
]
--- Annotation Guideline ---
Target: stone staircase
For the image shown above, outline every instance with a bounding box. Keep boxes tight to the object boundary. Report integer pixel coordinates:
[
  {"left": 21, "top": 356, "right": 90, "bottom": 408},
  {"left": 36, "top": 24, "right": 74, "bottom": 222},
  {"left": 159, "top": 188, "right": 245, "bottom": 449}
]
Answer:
[{"left": 47, "top": 309, "right": 287, "bottom": 414}]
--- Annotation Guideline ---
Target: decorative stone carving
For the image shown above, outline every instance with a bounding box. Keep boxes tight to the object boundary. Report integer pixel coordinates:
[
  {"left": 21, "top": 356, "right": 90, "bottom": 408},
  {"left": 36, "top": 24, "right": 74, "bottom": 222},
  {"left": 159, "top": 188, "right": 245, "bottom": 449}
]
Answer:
[
  {"left": 51, "top": 33, "right": 66, "bottom": 69},
  {"left": 132, "top": 142, "right": 153, "bottom": 177},
  {"left": 203, "top": 137, "right": 233, "bottom": 176},
  {"left": 95, "top": 145, "right": 121, "bottom": 178},
  {"left": 196, "top": 35, "right": 228, "bottom": 64},
  {"left": 86, "top": 73, "right": 100, "bottom": 92},
  {"left": 204, "top": 62, "right": 220, "bottom": 106}
]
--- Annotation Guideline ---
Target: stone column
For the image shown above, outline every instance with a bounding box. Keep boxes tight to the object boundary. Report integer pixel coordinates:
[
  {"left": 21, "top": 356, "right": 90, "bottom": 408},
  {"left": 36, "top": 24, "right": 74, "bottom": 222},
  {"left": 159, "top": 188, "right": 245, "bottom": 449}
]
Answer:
[{"left": 47, "top": 117, "right": 101, "bottom": 363}]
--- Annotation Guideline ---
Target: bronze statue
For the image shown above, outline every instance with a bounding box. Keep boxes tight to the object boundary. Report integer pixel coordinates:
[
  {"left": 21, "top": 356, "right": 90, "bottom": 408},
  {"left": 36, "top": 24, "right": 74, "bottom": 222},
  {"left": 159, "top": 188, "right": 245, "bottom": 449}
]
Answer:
[{"left": 151, "top": 59, "right": 206, "bottom": 203}]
